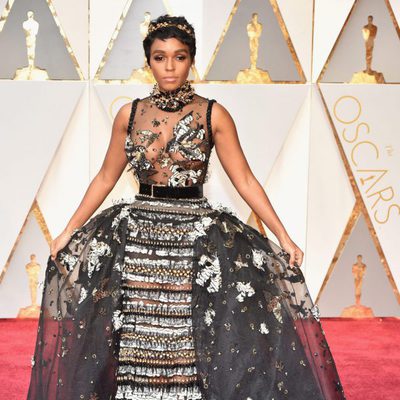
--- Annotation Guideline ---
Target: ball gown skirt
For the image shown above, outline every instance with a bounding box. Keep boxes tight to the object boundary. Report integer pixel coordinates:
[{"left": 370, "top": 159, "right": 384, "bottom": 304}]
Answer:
[{"left": 26, "top": 193, "right": 346, "bottom": 400}]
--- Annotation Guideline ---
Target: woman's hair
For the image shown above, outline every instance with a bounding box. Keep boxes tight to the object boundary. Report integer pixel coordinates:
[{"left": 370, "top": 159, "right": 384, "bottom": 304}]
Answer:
[{"left": 143, "top": 14, "right": 196, "bottom": 66}]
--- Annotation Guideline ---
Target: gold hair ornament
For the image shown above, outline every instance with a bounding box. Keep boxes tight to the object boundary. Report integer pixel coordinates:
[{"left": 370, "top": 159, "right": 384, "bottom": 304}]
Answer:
[{"left": 147, "top": 21, "right": 195, "bottom": 38}]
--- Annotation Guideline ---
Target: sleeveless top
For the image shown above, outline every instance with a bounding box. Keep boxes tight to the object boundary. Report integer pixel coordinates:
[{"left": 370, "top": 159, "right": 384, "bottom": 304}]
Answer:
[{"left": 124, "top": 93, "right": 216, "bottom": 187}]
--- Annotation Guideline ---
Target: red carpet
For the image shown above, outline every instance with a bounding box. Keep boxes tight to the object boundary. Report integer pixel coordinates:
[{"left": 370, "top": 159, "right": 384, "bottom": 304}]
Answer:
[{"left": 1, "top": 317, "right": 399, "bottom": 399}]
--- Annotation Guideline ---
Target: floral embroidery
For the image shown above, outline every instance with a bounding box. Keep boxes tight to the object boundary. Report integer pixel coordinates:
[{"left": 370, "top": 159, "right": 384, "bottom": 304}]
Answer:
[
  {"left": 311, "top": 304, "right": 321, "bottom": 321},
  {"left": 112, "top": 309, "right": 125, "bottom": 331},
  {"left": 204, "top": 308, "right": 216, "bottom": 326},
  {"left": 92, "top": 278, "right": 112, "bottom": 303},
  {"left": 267, "top": 296, "right": 283, "bottom": 324},
  {"left": 251, "top": 248, "right": 268, "bottom": 272},
  {"left": 111, "top": 205, "right": 130, "bottom": 230},
  {"left": 235, "top": 281, "right": 255, "bottom": 302},
  {"left": 188, "top": 215, "right": 215, "bottom": 241},
  {"left": 58, "top": 252, "right": 79, "bottom": 271},
  {"left": 259, "top": 322, "right": 270, "bottom": 334},
  {"left": 195, "top": 254, "right": 222, "bottom": 293},
  {"left": 234, "top": 253, "right": 249, "bottom": 270},
  {"left": 78, "top": 287, "right": 88, "bottom": 304},
  {"left": 166, "top": 111, "right": 207, "bottom": 161},
  {"left": 168, "top": 164, "right": 202, "bottom": 187},
  {"left": 87, "top": 238, "right": 112, "bottom": 278}
]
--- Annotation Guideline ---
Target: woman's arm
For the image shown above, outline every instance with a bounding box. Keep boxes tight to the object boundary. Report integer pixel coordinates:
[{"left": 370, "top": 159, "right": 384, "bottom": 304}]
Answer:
[
  {"left": 211, "top": 102, "right": 303, "bottom": 267},
  {"left": 62, "top": 102, "right": 132, "bottom": 236}
]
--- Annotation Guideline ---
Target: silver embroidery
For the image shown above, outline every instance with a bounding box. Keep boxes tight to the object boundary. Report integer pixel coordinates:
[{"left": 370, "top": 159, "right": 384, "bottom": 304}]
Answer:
[
  {"left": 311, "top": 304, "right": 321, "bottom": 321},
  {"left": 58, "top": 252, "right": 79, "bottom": 271},
  {"left": 251, "top": 248, "right": 268, "bottom": 272},
  {"left": 259, "top": 322, "right": 270, "bottom": 334},
  {"left": 112, "top": 309, "right": 125, "bottom": 331},
  {"left": 195, "top": 254, "right": 221, "bottom": 293},
  {"left": 267, "top": 296, "right": 283, "bottom": 324},
  {"left": 188, "top": 215, "right": 214, "bottom": 241},
  {"left": 204, "top": 308, "right": 216, "bottom": 326},
  {"left": 78, "top": 287, "right": 88, "bottom": 304},
  {"left": 235, "top": 281, "right": 255, "bottom": 302},
  {"left": 87, "top": 238, "right": 112, "bottom": 278}
]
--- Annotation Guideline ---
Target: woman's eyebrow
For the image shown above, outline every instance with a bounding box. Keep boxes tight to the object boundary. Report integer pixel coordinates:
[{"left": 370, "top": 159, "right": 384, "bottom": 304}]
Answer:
[{"left": 152, "top": 48, "right": 189, "bottom": 53}]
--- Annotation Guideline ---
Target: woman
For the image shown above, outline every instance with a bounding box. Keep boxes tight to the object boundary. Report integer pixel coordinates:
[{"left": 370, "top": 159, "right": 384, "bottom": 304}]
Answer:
[{"left": 27, "top": 14, "right": 346, "bottom": 400}]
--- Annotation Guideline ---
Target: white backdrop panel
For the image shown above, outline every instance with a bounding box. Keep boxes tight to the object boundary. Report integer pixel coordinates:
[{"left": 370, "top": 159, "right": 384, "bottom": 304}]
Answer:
[
  {"left": 263, "top": 87, "right": 311, "bottom": 275},
  {"left": 306, "top": 84, "right": 356, "bottom": 300},
  {"left": 37, "top": 84, "right": 90, "bottom": 238},
  {"left": 52, "top": 0, "right": 89, "bottom": 79},
  {"left": 312, "top": 0, "right": 355, "bottom": 82},
  {"left": 89, "top": 0, "right": 128, "bottom": 79},
  {"left": 320, "top": 83, "right": 400, "bottom": 290},
  {"left": 0, "top": 81, "right": 85, "bottom": 269}
]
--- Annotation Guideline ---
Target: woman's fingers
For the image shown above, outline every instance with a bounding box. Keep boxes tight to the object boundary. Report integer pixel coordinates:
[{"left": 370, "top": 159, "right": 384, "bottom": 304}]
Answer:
[
  {"left": 279, "top": 237, "right": 304, "bottom": 268},
  {"left": 293, "top": 247, "right": 304, "bottom": 267},
  {"left": 50, "top": 240, "right": 57, "bottom": 260}
]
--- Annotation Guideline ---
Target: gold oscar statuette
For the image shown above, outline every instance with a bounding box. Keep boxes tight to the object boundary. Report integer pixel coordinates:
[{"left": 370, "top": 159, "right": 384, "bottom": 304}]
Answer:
[
  {"left": 236, "top": 13, "right": 271, "bottom": 83},
  {"left": 14, "top": 11, "right": 49, "bottom": 80},
  {"left": 129, "top": 11, "right": 156, "bottom": 83},
  {"left": 340, "top": 254, "right": 374, "bottom": 317},
  {"left": 351, "top": 15, "right": 385, "bottom": 84},
  {"left": 17, "top": 254, "right": 41, "bottom": 318}
]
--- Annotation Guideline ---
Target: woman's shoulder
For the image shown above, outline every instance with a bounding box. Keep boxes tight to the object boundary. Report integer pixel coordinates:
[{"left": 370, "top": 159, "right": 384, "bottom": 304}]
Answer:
[
  {"left": 119, "top": 96, "right": 149, "bottom": 113},
  {"left": 193, "top": 93, "right": 218, "bottom": 104},
  {"left": 207, "top": 98, "right": 235, "bottom": 135},
  {"left": 194, "top": 94, "right": 228, "bottom": 114},
  {"left": 114, "top": 98, "right": 142, "bottom": 128},
  {"left": 201, "top": 96, "right": 229, "bottom": 118}
]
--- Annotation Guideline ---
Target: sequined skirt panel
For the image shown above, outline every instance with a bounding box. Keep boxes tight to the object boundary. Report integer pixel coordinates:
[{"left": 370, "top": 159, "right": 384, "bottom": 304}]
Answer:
[{"left": 115, "top": 194, "right": 215, "bottom": 400}]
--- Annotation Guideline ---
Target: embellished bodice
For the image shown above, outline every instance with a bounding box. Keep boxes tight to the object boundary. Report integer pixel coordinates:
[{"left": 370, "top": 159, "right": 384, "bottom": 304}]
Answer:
[{"left": 125, "top": 94, "right": 216, "bottom": 187}]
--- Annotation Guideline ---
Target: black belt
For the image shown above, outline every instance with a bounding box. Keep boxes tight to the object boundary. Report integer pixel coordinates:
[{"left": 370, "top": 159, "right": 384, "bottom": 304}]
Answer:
[{"left": 139, "top": 183, "right": 203, "bottom": 199}]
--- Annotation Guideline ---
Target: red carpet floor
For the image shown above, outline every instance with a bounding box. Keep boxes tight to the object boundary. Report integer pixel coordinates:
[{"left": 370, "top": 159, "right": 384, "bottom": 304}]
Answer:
[{"left": 1, "top": 317, "right": 399, "bottom": 399}]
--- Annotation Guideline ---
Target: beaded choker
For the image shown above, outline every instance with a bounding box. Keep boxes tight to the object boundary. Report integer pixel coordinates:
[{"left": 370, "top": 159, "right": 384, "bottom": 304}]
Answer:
[{"left": 149, "top": 80, "right": 195, "bottom": 112}]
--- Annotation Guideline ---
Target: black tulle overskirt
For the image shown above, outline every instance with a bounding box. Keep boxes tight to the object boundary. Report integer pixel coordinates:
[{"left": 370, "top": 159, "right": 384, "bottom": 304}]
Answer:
[{"left": 26, "top": 194, "right": 346, "bottom": 400}]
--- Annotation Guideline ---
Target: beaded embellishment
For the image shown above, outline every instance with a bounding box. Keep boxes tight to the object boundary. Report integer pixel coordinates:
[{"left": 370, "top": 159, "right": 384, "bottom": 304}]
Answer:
[
  {"left": 147, "top": 21, "right": 195, "bottom": 38},
  {"left": 149, "top": 80, "right": 195, "bottom": 112}
]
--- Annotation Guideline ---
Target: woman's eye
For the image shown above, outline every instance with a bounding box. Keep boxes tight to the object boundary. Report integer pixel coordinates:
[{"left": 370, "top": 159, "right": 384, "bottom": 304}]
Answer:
[{"left": 153, "top": 55, "right": 186, "bottom": 61}]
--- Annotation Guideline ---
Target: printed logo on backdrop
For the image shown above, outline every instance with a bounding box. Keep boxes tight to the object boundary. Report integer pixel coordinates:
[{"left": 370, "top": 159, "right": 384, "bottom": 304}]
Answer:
[
  {"left": 333, "top": 94, "right": 399, "bottom": 226},
  {"left": 317, "top": 84, "right": 400, "bottom": 315}
]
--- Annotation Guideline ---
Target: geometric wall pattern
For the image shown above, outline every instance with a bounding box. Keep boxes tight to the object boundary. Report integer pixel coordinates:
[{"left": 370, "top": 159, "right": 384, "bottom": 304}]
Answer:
[{"left": 0, "top": 0, "right": 399, "bottom": 317}]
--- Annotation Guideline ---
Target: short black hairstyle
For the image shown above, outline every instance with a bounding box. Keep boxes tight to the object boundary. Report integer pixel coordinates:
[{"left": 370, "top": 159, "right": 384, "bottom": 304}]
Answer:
[{"left": 143, "top": 14, "right": 196, "bottom": 66}]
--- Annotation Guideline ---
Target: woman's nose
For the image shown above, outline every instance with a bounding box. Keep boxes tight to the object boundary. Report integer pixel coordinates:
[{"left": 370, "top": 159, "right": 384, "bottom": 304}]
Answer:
[{"left": 166, "top": 58, "right": 175, "bottom": 70}]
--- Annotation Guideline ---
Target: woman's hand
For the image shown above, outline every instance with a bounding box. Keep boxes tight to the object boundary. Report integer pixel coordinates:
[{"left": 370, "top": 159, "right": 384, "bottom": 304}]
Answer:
[
  {"left": 50, "top": 230, "right": 74, "bottom": 261},
  {"left": 278, "top": 236, "right": 304, "bottom": 268}
]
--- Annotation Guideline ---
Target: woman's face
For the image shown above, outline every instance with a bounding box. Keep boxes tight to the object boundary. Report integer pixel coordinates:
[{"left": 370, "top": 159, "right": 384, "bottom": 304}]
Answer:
[{"left": 149, "top": 37, "right": 193, "bottom": 92}]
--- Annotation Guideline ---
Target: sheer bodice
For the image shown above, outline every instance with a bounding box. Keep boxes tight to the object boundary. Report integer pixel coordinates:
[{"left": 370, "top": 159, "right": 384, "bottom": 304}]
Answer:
[{"left": 125, "top": 94, "right": 216, "bottom": 187}]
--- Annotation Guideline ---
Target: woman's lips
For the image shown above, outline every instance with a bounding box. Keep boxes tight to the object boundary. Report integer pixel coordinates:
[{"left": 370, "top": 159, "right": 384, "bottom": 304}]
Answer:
[{"left": 163, "top": 77, "right": 177, "bottom": 82}]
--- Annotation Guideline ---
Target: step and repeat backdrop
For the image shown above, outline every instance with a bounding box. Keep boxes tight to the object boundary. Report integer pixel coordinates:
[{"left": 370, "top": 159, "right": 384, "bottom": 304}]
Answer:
[{"left": 0, "top": 0, "right": 399, "bottom": 318}]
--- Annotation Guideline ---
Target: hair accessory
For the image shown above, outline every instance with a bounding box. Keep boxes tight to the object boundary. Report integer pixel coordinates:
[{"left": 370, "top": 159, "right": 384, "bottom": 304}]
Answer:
[
  {"left": 147, "top": 21, "right": 195, "bottom": 38},
  {"left": 149, "top": 79, "right": 195, "bottom": 112}
]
